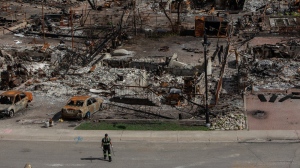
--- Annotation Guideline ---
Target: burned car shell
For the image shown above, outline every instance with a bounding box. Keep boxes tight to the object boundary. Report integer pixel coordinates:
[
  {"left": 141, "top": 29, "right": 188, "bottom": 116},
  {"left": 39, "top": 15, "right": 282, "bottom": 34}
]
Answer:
[
  {"left": 0, "top": 90, "right": 33, "bottom": 117},
  {"left": 61, "top": 96, "right": 103, "bottom": 119}
]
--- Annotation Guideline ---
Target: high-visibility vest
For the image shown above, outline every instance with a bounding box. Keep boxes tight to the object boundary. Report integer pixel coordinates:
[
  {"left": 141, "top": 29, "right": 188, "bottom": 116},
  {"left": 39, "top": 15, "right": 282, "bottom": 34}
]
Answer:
[{"left": 102, "top": 137, "right": 111, "bottom": 145}]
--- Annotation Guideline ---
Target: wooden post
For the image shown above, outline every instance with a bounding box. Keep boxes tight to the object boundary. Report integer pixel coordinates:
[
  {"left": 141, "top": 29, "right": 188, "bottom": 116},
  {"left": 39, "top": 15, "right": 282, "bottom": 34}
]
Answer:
[
  {"left": 42, "top": 2, "right": 45, "bottom": 44},
  {"left": 70, "top": 8, "right": 74, "bottom": 49}
]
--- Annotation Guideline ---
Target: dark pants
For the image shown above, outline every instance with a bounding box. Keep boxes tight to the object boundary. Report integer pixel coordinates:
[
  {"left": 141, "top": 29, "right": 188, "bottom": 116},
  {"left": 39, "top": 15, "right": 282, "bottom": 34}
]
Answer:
[{"left": 103, "top": 145, "right": 111, "bottom": 160}]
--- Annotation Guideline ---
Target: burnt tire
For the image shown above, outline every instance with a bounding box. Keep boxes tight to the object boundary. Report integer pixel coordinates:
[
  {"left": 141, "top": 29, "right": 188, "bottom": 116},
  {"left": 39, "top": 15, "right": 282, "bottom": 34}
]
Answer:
[
  {"left": 86, "top": 112, "right": 91, "bottom": 119},
  {"left": 9, "top": 110, "right": 14, "bottom": 118},
  {"left": 99, "top": 104, "right": 103, "bottom": 111}
]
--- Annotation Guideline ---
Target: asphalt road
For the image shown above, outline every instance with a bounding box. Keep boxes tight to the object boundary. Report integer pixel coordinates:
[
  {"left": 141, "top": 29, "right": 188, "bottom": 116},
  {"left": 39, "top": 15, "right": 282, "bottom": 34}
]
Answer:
[{"left": 1, "top": 141, "right": 300, "bottom": 168}]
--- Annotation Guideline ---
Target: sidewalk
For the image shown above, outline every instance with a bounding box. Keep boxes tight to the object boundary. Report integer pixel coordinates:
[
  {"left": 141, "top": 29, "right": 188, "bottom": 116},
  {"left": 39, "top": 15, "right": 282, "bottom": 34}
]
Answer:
[{"left": 1, "top": 128, "right": 300, "bottom": 143}]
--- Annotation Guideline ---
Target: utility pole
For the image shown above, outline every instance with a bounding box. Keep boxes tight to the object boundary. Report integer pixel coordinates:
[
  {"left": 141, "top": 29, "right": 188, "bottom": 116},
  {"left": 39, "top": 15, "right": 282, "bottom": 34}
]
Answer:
[{"left": 202, "top": 32, "right": 210, "bottom": 127}]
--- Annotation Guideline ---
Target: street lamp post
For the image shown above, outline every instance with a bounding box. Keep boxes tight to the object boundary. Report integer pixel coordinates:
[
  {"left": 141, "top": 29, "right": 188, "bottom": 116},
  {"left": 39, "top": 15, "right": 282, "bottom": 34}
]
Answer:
[{"left": 202, "top": 32, "right": 210, "bottom": 127}]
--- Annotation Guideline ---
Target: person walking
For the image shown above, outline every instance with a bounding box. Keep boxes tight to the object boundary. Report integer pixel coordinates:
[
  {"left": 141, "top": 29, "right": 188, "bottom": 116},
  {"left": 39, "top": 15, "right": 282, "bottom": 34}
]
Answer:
[{"left": 102, "top": 133, "right": 112, "bottom": 162}]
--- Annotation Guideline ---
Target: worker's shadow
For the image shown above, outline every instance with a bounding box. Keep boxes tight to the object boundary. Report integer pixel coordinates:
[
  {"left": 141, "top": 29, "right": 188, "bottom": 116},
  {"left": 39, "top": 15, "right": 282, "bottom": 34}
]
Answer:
[{"left": 81, "top": 157, "right": 109, "bottom": 162}]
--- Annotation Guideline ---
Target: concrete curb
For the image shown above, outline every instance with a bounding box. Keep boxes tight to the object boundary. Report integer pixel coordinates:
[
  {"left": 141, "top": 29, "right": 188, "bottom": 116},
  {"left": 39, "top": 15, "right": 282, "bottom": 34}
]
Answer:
[{"left": 1, "top": 128, "right": 300, "bottom": 143}]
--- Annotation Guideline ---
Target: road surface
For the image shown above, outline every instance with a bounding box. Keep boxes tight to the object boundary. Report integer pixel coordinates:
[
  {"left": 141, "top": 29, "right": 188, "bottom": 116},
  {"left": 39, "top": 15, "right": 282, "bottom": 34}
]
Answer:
[{"left": 1, "top": 140, "right": 300, "bottom": 168}]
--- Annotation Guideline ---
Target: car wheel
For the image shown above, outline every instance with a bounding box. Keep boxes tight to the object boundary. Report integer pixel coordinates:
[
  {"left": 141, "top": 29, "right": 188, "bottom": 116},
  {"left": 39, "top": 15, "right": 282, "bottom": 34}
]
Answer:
[
  {"left": 9, "top": 110, "right": 14, "bottom": 118},
  {"left": 99, "top": 104, "right": 103, "bottom": 111},
  {"left": 86, "top": 112, "right": 91, "bottom": 119}
]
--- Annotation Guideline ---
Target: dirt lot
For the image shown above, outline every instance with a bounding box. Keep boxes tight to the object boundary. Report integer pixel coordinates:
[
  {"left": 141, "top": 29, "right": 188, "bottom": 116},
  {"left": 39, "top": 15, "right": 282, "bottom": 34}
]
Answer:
[{"left": 122, "top": 35, "right": 228, "bottom": 64}]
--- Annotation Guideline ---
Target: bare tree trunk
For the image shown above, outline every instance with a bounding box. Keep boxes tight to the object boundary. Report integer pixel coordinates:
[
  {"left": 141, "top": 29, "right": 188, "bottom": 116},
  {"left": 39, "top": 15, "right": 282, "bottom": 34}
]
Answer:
[
  {"left": 159, "top": 0, "right": 175, "bottom": 32},
  {"left": 137, "top": 8, "right": 143, "bottom": 30},
  {"left": 177, "top": 0, "right": 182, "bottom": 25}
]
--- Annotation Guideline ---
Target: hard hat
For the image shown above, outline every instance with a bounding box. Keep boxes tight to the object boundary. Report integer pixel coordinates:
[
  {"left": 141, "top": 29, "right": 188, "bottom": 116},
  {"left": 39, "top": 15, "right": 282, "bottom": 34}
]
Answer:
[{"left": 24, "top": 163, "right": 31, "bottom": 168}]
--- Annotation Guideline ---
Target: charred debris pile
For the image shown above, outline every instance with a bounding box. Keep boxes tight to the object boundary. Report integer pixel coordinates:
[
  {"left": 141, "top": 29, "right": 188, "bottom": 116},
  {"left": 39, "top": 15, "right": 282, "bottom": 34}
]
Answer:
[{"left": 0, "top": 0, "right": 300, "bottom": 129}]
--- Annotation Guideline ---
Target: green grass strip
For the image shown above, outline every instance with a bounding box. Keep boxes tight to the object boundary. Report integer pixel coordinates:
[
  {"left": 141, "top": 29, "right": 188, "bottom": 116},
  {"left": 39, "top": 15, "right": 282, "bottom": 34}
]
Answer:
[{"left": 75, "top": 122, "right": 209, "bottom": 131}]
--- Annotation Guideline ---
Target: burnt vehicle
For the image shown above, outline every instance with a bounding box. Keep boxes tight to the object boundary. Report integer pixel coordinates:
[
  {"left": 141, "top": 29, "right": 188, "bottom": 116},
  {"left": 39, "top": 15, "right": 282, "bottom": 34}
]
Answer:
[
  {"left": 0, "top": 90, "right": 33, "bottom": 117},
  {"left": 61, "top": 96, "right": 103, "bottom": 119}
]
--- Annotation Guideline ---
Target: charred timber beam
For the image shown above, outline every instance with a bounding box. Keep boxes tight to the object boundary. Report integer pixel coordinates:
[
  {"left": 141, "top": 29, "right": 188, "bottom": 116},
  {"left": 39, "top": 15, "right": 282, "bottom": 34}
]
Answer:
[
  {"left": 3, "top": 27, "right": 18, "bottom": 34},
  {"left": 75, "top": 26, "right": 115, "bottom": 31},
  {"left": 24, "top": 32, "right": 100, "bottom": 39},
  {"left": 87, "top": 0, "right": 96, "bottom": 10},
  {"left": 0, "top": 19, "right": 18, "bottom": 22}
]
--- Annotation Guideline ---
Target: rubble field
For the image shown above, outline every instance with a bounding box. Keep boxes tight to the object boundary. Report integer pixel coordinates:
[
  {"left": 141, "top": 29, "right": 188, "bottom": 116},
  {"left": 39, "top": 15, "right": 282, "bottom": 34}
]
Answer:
[{"left": 1, "top": 0, "right": 300, "bottom": 130}]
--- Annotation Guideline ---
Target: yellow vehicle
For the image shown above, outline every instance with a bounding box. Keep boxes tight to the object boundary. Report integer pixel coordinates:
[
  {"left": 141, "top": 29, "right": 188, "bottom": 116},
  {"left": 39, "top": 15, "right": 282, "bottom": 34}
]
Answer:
[
  {"left": 61, "top": 96, "right": 103, "bottom": 119},
  {"left": 0, "top": 90, "right": 33, "bottom": 117}
]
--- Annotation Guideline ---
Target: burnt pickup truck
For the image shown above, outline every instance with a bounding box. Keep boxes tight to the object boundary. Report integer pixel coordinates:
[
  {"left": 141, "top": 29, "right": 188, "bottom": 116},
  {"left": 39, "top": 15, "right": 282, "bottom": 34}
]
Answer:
[{"left": 0, "top": 90, "right": 33, "bottom": 117}]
